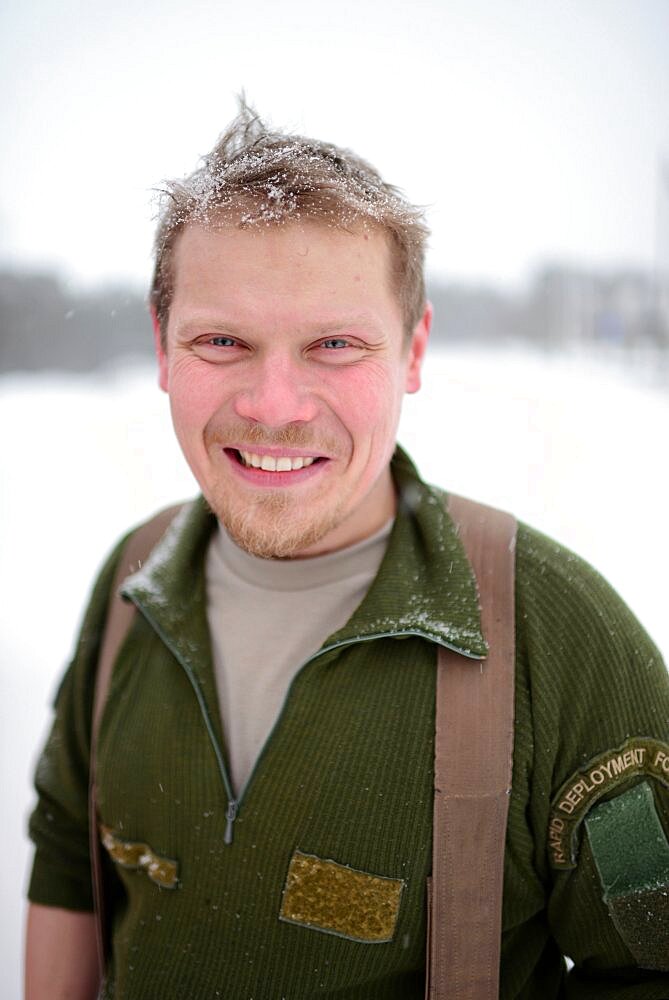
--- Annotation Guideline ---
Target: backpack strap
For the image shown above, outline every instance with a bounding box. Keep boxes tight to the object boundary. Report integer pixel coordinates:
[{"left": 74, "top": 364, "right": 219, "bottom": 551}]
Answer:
[
  {"left": 89, "top": 504, "right": 184, "bottom": 978},
  {"left": 427, "top": 494, "right": 517, "bottom": 1000}
]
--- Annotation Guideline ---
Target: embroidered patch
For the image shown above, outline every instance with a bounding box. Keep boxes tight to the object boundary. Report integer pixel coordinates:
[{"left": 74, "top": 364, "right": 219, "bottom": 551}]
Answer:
[
  {"left": 100, "top": 825, "right": 179, "bottom": 889},
  {"left": 279, "top": 850, "right": 404, "bottom": 943},
  {"left": 585, "top": 782, "right": 669, "bottom": 970},
  {"left": 547, "top": 737, "right": 669, "bottom": 869}
]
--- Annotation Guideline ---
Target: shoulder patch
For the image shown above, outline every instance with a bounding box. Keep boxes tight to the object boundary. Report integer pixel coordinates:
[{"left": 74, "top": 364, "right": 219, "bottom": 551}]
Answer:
[
  {"left": 548, "top": 737, "right": 669, "bottom": 870},
  {"left": 585, "top": 782, "right": 669, "bottom": 970}
]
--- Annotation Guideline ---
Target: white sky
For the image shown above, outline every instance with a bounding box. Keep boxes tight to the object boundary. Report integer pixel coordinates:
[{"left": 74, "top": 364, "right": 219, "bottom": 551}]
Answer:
[{"left": 1, "top": 0, "right": 668, "bottom": 291}]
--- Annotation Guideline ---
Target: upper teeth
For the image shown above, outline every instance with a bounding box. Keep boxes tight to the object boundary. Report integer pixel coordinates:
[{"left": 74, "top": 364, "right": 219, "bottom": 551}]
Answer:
[{"left": 240, "top": 451, "right": 316, "bottom": 472}]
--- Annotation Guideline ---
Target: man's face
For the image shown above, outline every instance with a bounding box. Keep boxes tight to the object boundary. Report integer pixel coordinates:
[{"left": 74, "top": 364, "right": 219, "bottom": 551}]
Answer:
[{"left": 155, "top": 221, "right": 430, "bottom": 558}]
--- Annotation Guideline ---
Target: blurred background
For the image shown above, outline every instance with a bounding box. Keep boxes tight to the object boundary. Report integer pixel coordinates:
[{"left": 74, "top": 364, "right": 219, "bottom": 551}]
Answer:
[{"left": 2, "top": 1, "right": 668, "bottom": 995}]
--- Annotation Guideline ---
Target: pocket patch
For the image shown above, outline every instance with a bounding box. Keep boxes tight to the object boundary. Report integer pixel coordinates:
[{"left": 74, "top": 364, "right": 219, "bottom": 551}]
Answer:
[{"left": 279, "top": 850, "right": 404, "bottom": 943}]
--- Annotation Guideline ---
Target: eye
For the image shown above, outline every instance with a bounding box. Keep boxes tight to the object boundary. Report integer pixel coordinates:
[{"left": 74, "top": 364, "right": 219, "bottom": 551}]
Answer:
[
  {"left": 311, "top": 336, "right": 366, "bottom": 365},
  {"left": 208, "top": 336, "right": 238, "bottom": 348},
  {"left": 320, "top": 338, "right": 350, "bottom": 349},
  {"left": 192, "top": 334, "right": 248, "bottom": 363}
]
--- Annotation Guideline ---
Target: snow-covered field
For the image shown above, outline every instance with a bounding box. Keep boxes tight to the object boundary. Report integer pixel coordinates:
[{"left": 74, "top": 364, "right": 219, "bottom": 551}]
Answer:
[{"left": 2, "top": 344, "right": 668, "bottom": 997}]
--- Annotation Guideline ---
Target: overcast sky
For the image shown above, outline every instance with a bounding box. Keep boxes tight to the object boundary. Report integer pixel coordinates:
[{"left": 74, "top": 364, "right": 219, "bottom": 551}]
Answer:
[{"left": 1, "top": 0, "right": 668, "bottom": 292}]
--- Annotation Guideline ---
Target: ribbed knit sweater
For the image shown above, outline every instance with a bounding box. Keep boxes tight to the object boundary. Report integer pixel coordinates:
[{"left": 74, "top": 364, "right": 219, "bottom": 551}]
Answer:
[{"left": 28, "top": 449, "right": 669, "bottom": 998}]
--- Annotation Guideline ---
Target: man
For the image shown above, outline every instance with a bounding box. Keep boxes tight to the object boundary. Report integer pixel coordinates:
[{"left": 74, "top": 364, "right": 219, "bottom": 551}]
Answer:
[{"left": 26, "top": 105, "right": 669, "bottom": 998}]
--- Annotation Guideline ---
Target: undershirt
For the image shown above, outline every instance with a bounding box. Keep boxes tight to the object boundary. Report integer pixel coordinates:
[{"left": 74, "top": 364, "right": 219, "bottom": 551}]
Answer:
[{"left": 205, "top": 520, "right": 393, "bottom": 795}]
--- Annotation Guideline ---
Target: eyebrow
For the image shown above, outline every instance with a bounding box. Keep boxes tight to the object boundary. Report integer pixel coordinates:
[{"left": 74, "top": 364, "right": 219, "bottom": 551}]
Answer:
[{"left": 174, "top": 313, "right": 385, "bottom": 339}]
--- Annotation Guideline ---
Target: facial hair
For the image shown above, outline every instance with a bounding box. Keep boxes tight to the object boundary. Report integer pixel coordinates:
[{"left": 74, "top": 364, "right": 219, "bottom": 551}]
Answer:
[{"left": 203, "top": 420, "right": 347, "bottom": 559}]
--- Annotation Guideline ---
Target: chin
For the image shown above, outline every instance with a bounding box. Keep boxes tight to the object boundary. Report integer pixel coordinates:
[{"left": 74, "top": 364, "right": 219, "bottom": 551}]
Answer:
[{"left": 212, "top": 490, "right": 345, "bottom": 560}]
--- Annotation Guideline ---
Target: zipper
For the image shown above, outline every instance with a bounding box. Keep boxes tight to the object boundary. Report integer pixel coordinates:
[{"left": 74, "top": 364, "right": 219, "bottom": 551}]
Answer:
[
  {"left": 132, "top": 604, "right": 480, "bottom": 846},
  {"left": 130, "top": 602, "right": 237, "bottom": 810},
  {"left": 224, "top": 800, "right": 238, "bottom": 845},
  {"left": 227, "top": 630, "right": 482, "bottom": 843}
]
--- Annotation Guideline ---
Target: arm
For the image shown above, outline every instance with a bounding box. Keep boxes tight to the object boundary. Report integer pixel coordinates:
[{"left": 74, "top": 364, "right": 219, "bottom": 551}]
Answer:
[
  {"left": 25, "top": 904, "right": 99, "bottom": 1000},
  {"left": 516, "top": 525, "right": 669, "bottom": 995},
  {"left": 26, "top": 537, "right": 130, "bottom": 996}
]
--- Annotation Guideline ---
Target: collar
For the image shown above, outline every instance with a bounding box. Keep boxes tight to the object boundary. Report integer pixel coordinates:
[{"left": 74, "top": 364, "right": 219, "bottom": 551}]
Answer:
[
  {"left": 330, "top": 445, "right": 487, "bottom": 658},
  {"left": 122, "top": 446, "right": 487, "bottom": 673}
]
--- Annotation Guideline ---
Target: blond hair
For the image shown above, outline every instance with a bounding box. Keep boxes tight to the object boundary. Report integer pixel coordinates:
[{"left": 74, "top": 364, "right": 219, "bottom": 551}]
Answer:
[{"left": 150, "top": 100, "right": 429, "bottom": 342}]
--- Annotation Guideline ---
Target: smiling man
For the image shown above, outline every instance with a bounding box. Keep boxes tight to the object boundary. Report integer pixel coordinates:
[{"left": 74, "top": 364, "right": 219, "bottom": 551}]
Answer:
[
  {"left": 159, "top": 221, "right": 426, "bottom": 560},
  {"left": 26, "top": 105, "right": 669, "bottom": 999}
]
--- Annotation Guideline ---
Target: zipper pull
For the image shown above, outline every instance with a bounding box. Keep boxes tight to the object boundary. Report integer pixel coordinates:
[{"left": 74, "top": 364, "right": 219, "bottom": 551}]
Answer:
[{"left": 224, "top": 800, "right": 238, "bottom": 845}]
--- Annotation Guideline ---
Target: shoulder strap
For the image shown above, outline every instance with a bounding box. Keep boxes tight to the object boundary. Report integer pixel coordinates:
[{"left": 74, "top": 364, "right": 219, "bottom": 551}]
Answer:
[
  {"left": 427, "top": 494, "right": 517, "bottom": 1000},
  {"left": 89, "top": 504, "right": 184, "bottom": 979}
]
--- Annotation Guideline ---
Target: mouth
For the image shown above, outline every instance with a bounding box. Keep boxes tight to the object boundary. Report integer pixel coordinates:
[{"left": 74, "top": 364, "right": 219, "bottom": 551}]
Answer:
[{"left": 224, "top": 448, "right": 328, "bottom": 475}]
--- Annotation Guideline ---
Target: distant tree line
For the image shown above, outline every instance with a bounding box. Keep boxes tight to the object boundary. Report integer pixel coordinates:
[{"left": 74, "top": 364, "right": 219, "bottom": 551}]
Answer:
[
  {"left": 1, "top": 265, "right": 668, "bottom": 373},
  {"left": 429, "top": 266, "right": 669, "bottom": 351},
  {"left": 0, "top": 271, "right": 151, "bottom": 372}
]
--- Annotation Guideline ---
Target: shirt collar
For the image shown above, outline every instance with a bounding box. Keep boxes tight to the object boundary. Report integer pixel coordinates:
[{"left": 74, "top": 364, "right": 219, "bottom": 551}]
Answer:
[{"left": 329, "top": 446, "right": 487, "bottom": 658}]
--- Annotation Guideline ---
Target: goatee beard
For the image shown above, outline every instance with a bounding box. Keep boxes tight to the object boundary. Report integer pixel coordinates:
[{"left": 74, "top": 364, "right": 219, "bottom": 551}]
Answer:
[
  {"left": 214, "top": 488, "right": 344, "bottom": 559},
  {"left": 203, "top": 421, "right": 345, "bottom": 558}
]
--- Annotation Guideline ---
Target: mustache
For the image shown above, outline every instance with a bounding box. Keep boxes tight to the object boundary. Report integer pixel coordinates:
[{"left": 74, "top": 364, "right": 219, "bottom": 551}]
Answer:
[{"left": 205, "top": 421, "right": 342, "bottom": 455}]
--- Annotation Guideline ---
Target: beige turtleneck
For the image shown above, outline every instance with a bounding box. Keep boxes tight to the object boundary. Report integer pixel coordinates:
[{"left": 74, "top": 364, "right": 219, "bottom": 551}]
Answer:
[{"left": 205, "top": 520, "right": 392, "bottom": 794}]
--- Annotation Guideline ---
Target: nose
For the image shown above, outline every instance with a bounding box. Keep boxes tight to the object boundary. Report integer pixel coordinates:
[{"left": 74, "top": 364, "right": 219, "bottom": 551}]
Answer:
[{"left": 232, "top": 355, "right": 319, "bottom": 428}]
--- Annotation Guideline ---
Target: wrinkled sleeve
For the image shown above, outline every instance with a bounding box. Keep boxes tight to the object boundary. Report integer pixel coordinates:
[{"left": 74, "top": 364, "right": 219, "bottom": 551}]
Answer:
[
  {"left": 516, "top": 524, "right": 669, "bottom": 997},
  {"left": 27, "top": 535, "right": 128, "bottom": 911}
]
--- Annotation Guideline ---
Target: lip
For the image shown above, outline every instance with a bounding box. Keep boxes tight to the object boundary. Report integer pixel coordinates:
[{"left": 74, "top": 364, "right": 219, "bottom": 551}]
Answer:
[{"left": 223, "top": 448, "right": 330, "bottom": 487}]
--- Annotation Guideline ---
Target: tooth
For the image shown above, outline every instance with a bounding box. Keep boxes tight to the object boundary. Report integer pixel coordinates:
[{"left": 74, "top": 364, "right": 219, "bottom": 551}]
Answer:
[
  {"left": 261, "top": 455, "right": 277, "bottom": 471},
  {"left": 292, "top": 457, "right": 304, "bottom": 470},
  {"left": 242, "top": 451, "right": 251, "bottom": 466},
  {"left": 302, "top": 457, "right": 314, "bottom": 467},
  {"left": 251, "top": 454, "right": 262, "bottom": 468},
  {"left": 276, "top": 457, "right": 292, "bottom": 472}
]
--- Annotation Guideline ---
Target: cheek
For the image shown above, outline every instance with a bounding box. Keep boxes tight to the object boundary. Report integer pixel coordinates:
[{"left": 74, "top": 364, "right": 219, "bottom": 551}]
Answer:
[
  {"left": 168, "top": 361, "right": 226, "bottom": 434},
  {"left": 326, "top": 365, "right": 402, "bottom": 430}
]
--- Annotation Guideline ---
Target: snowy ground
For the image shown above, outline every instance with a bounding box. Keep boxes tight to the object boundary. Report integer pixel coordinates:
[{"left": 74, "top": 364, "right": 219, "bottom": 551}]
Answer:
[{"left": 2, "top": 344, "right": 668, "bottom": 996}]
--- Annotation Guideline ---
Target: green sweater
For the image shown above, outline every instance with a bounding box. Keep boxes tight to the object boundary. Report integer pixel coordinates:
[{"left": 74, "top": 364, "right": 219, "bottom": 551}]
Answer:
[{"left": 29, "top": 449, "right": 669, "bottom": 998}]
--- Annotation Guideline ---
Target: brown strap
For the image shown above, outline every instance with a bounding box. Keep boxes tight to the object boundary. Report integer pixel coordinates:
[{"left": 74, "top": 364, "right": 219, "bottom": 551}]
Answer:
[
  {"left": 428, "top": 494, "right": 517, "bottom": 1000},
  {"left": 89, "top": 504, "right": 183, "bottom": 980}
]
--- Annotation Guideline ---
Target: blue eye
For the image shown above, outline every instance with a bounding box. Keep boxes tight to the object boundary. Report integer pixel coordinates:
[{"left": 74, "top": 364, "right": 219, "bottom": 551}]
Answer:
[
  {"left": 210, "top": 336, "right": 237, "bottom": 347},
  {"left": 321, "top": 338, "right": 349, "bottom": 349}
]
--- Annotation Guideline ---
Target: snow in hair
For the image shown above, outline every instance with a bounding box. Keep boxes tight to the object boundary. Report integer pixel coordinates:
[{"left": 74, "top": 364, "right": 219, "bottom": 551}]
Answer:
[{"left": 150, "top": 101, "right": 430, "bottom": 337}]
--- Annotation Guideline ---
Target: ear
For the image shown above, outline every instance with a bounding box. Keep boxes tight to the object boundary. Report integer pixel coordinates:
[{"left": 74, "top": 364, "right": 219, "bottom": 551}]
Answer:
[
  {"left": 151, "top": 306, "right": 169, "bottom": 393},
  {"left": 404, "top": 301, "right": 432, "bottom": 394}
]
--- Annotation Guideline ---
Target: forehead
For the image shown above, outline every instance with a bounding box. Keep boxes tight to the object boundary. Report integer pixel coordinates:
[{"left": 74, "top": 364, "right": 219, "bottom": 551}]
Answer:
[{"left": 169, "top": 221, "right": 400, "bottom": 326}]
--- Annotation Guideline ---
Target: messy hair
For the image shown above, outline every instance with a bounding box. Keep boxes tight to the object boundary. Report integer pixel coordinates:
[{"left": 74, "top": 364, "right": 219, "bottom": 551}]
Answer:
[{"left": 150, "top": 100, "right": 430, "bottom": 343}]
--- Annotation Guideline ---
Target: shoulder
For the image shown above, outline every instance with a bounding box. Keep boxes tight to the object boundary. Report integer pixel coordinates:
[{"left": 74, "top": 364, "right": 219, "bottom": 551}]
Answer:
[
  {"left": 516, "top": 519, "right": 625, "bottom": 610},
  {"left": 69, "top": 501, "right": 195, "bottom": 682},
  {"left": 514, "top": 520, "right": 665, "bottom": 676},
  {"left": 511, "top": 518, "right": 667, "bottom": 798},
  {"left": 511, "top": 519, "right": 668, "bottom": 802}
]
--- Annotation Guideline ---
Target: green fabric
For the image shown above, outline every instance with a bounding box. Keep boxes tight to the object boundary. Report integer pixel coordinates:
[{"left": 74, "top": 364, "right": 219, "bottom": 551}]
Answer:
[
  {"left": 28, "top": 447, "right": 669, "bottom": 998},
  {"left": 585, "top": 782, "right": 669, "bottom": 970},
  {"left": 548, "top": 738, "right": 669, "bottom": 869},
  {"left": 586, "top": 782, "right": 669, "bottom": 896}
]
